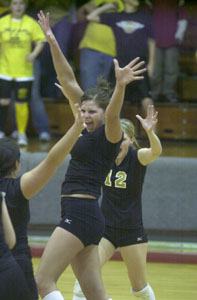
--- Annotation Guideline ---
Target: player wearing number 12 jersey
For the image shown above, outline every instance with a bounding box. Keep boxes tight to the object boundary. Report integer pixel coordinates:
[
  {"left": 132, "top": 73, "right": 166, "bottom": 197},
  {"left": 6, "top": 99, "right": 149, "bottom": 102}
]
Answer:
[{"left": 73, "top": 107, "right": 162, "bottom": 300}]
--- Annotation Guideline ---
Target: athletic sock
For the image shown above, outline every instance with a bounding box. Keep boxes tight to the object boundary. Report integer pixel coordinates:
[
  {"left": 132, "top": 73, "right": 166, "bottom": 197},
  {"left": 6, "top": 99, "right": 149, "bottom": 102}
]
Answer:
[
  {"left": 73, "top": 280, "right": 86, "bottom": 300},
  {"left": 0, "top": 105, "right": 9, "bottom": 132},
  {"left": 73, "top": 280, "right": 112, "bottom": 300},
  {"left": 43, "top": 290, "right": 64, "bottom": 300},
  {"left": 15, "top": 102, "right": 29, "bottom": 134},
  {"left": 73, "top": 296, "right": 86, "bottom": 300},
  {"left": 131, "top": 284, "right": 156, "bottom": 300}
]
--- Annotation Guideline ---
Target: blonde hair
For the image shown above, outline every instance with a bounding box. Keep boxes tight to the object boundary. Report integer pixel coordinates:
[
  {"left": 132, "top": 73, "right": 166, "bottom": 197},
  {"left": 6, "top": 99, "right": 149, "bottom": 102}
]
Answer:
[{"left": 120, "top": 118, "right": 140, "bottom": 149}]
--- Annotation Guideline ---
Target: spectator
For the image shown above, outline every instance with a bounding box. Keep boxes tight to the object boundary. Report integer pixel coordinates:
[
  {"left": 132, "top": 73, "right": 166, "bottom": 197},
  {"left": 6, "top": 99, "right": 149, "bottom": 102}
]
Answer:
[
  {"left": 31, "top": 58, "right": 51, "bottom": 141},
  {"left": 0, "top": 3, "right": 51, "bottom": 142},
  {"left": 0, "top": 0, "right": 45, "bottom": 146},
  {"left": 77, "top": 0, "right": 123, "bottom": 90},
  {"left": 87, "top": 0, "right": 155, "bottom": 116},
  {"left": 149, "top": 0, "right": 188, "bottom": 103}
]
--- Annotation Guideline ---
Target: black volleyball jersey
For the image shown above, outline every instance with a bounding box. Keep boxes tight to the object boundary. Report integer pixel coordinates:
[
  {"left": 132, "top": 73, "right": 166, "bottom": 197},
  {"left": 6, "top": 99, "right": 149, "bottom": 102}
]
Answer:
[
  {"left": 61, "top": 125, "right": 122, "bottom": 198},
  {"left": 101, "top": 147, "right": 146, "bottom": 229},
  {"left": 0, "top": 177, "right": 30, "bottom": 253}
]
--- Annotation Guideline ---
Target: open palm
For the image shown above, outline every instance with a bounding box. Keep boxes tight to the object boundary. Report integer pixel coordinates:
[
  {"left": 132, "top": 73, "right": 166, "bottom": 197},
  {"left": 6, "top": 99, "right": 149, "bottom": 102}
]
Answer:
[
  {"left": 136, "top": 105, "right": 158, "bottom": 133},
  {"left": 114, "top": 57, "right": 146, "bottom": 86},
  {"left": 37, "top": 11, "right": 54, "bottom": 43}
]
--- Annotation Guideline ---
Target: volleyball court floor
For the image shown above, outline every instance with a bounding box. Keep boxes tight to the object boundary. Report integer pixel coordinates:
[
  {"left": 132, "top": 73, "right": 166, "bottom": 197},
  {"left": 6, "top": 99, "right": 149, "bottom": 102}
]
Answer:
[{"left": 30, "top": 234, "right": 197, "bottom": 300}]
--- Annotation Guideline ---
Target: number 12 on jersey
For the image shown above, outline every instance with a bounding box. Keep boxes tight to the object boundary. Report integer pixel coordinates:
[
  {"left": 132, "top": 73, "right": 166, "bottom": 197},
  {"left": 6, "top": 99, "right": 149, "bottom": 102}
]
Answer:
[{"left": 104, "top": 170, "right": 127, "bottom": 189}]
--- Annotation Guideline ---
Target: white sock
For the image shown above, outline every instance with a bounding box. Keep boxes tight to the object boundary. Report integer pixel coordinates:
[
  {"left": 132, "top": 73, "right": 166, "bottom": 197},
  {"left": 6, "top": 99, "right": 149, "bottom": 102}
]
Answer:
[
  {"left": 43, "top": 291, "right": 64, "bottom": 300},
  {"left": 72, "top": 280, "right": 112, "bottom": 300},
  {"left": 73, "top": 296, "right": 86, "bottom": 300},
  {"left": 131, "top": 284, "right": 155, "bottom": 300},
  {"left": 73, "top": 280, "right": 86, "bottom": 300},
  {"left": 72, "top": 293, "right": 112, "bottom": 300}
]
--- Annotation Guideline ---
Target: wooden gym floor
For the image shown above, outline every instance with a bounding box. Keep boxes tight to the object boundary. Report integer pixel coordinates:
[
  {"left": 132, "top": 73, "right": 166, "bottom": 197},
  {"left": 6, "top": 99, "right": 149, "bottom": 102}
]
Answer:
[{"left": 33, "top": 258, "right": 197, "bottom": 300}]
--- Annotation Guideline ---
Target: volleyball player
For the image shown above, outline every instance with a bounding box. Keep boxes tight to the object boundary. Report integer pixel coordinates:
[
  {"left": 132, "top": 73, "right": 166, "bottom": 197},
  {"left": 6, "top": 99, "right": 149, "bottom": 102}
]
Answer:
[
  {"left": 73, "top": 106, "right": 162, "bottom": 300},
  {"left": 35, "top": 10, "right": 147, "bottom": 300},
  {"left": 0, "top": 106, "right": 85, "bottom": 300},
  {"left": 0, "top": 191, "right": 32, "bottom": 299}
]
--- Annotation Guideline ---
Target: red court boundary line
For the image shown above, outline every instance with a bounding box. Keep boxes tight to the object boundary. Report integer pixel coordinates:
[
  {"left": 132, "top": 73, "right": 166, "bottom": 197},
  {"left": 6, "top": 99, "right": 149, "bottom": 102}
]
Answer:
[{"left": 31, "top": 245, "right": 197, "bottom": 264}]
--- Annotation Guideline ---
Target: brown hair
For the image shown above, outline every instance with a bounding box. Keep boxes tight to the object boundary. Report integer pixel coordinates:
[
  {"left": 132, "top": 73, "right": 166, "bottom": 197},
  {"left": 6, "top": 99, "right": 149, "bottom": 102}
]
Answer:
[
  {"left": 0, "top": 138, "right": 20, "bottom": 178},
  {"left": 81, "top": 77, "right": 113, "bottom": 111},
  {"left": 120, "top": 118, "right": 140, "bottom": 149}
]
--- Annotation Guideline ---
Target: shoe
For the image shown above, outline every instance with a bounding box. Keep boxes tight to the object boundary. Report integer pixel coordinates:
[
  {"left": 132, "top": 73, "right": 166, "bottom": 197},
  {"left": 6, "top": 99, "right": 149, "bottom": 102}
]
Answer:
[
  {"left": 11, "top": 130, "right": 18, "bottom": 139},
  {"left": 0, "top": 131, "right": 5, "bottom": 139},
  {"left": 18, "top": 133, "right": 28, "bottom": 147},
  {"left": 39, "top": 132, "right": 51, "bottom": 142}
]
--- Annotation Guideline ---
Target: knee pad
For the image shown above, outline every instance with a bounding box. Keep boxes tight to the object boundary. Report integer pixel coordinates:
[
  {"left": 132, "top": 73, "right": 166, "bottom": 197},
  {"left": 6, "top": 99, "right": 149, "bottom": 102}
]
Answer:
[{"left": 131, "top": 284, "right": 155, "bottom": 300}]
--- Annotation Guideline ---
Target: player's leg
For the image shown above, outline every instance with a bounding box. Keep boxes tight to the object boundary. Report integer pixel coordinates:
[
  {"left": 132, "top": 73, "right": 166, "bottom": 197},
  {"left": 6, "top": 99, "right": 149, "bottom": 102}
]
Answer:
[
  {"left": 73, "top": 237, "right": 115, "bottom": 300},
  {"left": 120, "top": 243, "right": 155, "bottom": 299},
  {"left": 71, "top": 244, "right": 111, "bottom": 300},
  {"left": 36, "top": 226, "right": 84, "bottom": 300}
]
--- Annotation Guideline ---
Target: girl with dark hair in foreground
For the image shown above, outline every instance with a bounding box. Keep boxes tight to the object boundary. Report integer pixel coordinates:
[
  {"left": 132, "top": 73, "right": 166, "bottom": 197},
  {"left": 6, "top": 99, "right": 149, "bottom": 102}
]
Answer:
[{"left": 0, "top": 106, "right": 85, "bottom": 300}]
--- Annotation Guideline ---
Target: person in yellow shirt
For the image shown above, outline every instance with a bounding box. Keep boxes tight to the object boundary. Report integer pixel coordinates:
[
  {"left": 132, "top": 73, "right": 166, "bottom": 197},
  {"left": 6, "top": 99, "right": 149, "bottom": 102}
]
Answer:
[
  {"left": 0, "top": 0, "right": 44, "bottom": 146},
  {"left": 77, "top": 0, "right": 123, "bottom": 90}
]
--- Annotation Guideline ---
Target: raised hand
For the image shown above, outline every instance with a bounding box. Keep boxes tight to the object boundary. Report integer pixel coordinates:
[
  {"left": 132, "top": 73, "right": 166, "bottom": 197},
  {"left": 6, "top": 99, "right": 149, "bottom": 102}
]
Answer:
[
  {"left": 74, "top": 103, "right": 86, "bottom": 130},
  {"left": 136, "top": 105, "right": 158, "bottom": 133},
  {"left": 37, "top": 11, "right": 55, "bottom": 43},
  {"left": 114, "top": 57, "right": 146, "bottom": 87}
]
